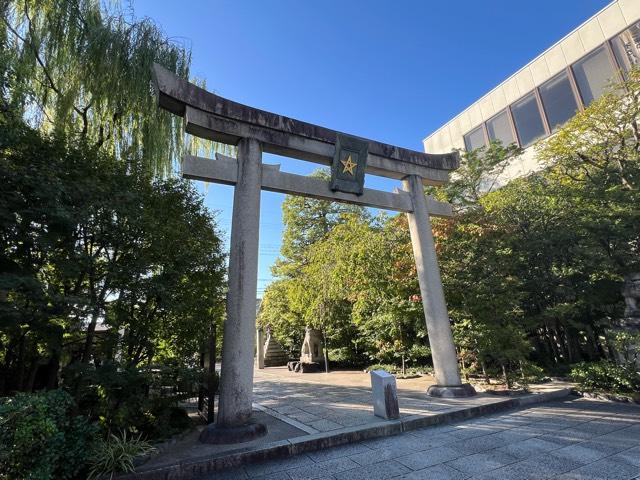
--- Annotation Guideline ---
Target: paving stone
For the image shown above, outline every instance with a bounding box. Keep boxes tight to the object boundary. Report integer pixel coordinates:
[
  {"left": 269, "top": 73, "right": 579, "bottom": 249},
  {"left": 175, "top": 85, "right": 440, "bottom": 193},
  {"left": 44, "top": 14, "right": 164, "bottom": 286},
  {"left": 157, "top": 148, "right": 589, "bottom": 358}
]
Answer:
[
  {"left": 408, "top": 432, "right": 459, "bottom": 449},
  {"left": 396, "top": 447, "right": 462, "bottom": 470},
  {"left": 550, "top": 441, "right": 620, "bottom": 465},
  {"left": 445, "top": 450, "right": 519, "bottom": 474},
  {"left": 251, "top": 472, "right": 291, "bottom": 480},
  {"left": 307, "top": 419, "right": 343, "bottom": 432},
  {"left": 201, "top": 468, "right": 248, "bottom": 480},
  {"left": 449, "top": 424, "right": 503, "bottom": 440},
  {"left": 538, "top": 430, "right": 585, "bottom": 447},
  {"left": 349, "top": 445, "right": 411, "bottom": 466},
  {"left": 286, "top": 457, "right": 360, "bottom": 480},
  {"left": 332, "top": 460, "right": 411, "bottom": 480},
  {"left": 245, "top": 455, "right": 314, "bottom": 477},
  {"left": 612, "top": 445, "right": 640, "bottom": 467},
  {"left": 273, "top": 405, "right": 306, "bottom": 415},
  {"left": 491, "top": 428, "right": 540, "bottom": 444},
  {"left": 447, "top": 433, "right": 507, "bottom": 455},
  {"left": 307, "top": 443, "right": 371, "bottom": 463},
  {"left": 400, "top": 463, "right": 469, "bottom": 479},
  {"left": 288, "top": 412, "right": 322, "bottom": 423},
  {"left": 496, "top": 436, "right": 563, "bottom": 459},
  {"left": 474, "top": 452, "right": 583, "bottom": 479},
  {"left": 573, "top": 419, "right": 629, "bottom": 436},
  {"left": 556, "top": 458, "right": 640, "bottom": 480},
  {"left": 364, "top": 434, "right": 427, "bottom": 452}
]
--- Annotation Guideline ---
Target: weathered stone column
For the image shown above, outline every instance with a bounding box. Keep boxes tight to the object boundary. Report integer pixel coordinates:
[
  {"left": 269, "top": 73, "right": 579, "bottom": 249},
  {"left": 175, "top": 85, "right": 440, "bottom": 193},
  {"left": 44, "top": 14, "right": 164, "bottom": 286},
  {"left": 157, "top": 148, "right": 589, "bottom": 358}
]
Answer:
[
  {"left": 403, "top": 174, "right": 475, "bottom": 398},
  {"left": 256, "top": 327, "right": 265, "bottom": 369},
  {"left": 216, "top": 138, "right": 265, "bottom": 429}
]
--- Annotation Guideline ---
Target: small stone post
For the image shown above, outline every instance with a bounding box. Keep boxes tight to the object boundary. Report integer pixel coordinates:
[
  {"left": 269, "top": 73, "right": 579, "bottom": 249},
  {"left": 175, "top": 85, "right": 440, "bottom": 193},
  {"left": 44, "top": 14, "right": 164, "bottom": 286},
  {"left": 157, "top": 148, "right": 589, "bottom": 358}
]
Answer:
[
  {"left": 370, "top": 370, "right": 400, "bottom": 420},
  {"left": 256, "top": 327, "right": 265, "bottom": 369},
  {"left": 403, "top": 174, "right": 475, "bottom": 398},
  {"left": 216, "top": 138, "right": 265, "bottom": 429}
]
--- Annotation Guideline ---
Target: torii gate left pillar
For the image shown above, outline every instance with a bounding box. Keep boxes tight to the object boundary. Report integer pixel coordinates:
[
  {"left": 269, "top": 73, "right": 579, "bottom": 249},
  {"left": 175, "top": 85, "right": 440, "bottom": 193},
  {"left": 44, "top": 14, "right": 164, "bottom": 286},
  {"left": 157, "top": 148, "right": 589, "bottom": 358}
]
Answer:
[
  {"left": 216, "top": 138, "right": 263, "bottom": 430},
  {"left": 151, "top": 63, "right": 476, "bottom": 444}
]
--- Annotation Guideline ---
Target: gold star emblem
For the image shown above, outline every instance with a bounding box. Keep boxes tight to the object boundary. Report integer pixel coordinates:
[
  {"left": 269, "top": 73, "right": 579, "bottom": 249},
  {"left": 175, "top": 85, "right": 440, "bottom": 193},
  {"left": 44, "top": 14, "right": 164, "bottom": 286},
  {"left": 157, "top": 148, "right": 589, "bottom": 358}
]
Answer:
[{"left": 341, "top": 154, "right": 357, "bottom": 176}]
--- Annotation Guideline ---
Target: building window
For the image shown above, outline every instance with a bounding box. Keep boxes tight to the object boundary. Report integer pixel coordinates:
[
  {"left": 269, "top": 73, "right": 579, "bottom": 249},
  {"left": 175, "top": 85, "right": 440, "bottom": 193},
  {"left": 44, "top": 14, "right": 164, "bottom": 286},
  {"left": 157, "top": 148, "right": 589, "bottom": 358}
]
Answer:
[
  {"left": 486, "top": 110, "right": 515, "bottom": 146},
  {"left": 611, "top": 22, "right": 640, "bottom": 75},
  {"left": 463, "top": 125, "right": 486, "bottom": 151},
  {"left": 539, "top": 71, "right": 579, "bottom": 132},
  {"left": 572, "top": 46, "right": 616, "bottom": 106},
  {"left": 510, "top": 92, "right": 546, "bottom": 147}
]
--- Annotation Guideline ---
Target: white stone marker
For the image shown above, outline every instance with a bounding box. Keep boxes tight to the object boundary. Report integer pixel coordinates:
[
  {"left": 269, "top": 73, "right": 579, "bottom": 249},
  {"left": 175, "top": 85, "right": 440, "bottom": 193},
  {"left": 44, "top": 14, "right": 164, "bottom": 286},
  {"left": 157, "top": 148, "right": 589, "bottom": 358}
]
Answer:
[{"left": 370, "top": 370, "right": 400, "bottom": 420}]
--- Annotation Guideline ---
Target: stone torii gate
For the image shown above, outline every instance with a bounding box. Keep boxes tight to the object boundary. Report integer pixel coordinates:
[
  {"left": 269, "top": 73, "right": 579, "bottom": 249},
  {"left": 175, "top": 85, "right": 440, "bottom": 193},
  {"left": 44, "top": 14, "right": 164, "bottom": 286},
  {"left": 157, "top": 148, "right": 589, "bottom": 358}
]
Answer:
[{"left": 152, "top": 64, "right": 475, "bottom": 443}]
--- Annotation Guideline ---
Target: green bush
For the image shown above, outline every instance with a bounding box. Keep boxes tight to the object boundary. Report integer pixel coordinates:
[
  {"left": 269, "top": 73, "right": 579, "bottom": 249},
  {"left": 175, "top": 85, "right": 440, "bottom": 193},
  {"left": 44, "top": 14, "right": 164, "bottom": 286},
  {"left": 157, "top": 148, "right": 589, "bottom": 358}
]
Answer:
[
  {"left": 62, "top": 362, "right": 150, "bottom": 435},
  {"left": 327, "top": 348, "right": 367, "bottom": 369},
  {"left": 0, "top": 390, "right": 98, "bottom": 480},
  {"left": 570, "top": 361, "right": 640, "bottom": 394},
  {"left": 88, "top": 430, "right": 156, "bottom": 480},
  {"left": 62, "top": 361, "right": 196, "bottom": 440}
]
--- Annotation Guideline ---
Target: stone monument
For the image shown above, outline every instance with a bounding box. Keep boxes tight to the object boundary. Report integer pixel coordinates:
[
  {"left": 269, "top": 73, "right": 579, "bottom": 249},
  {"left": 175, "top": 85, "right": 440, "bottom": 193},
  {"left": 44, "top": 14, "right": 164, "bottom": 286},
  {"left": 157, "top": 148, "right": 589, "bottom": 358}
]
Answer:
[
  {"left": 370, "top": 370, "right": 400, "bottom": 420},
  {"left": 300, "top": 327, "right": 323, "bottom": 364},
  {"left": 288, "top": 327, "right": 324, "bottom": 373}
]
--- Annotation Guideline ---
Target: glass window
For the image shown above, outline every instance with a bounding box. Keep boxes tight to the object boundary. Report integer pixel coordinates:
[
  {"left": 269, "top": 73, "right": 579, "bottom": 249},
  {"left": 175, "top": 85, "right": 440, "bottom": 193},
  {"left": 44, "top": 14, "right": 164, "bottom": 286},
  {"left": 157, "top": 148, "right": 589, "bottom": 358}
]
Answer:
[
  {"left": 486, "top": 110, "right": 515, "bottom": 146},
  {"left": 539, "top": 71, "right": 579, "bottom": 132},
  {"left": 611, "top": 22, "right": 640, "bottom": 76},
  {"left": 510, "top": 92, "right": 546, "bottom": 147},
  {"left": 463, "top": 125, "right": 486, "bottom": 151},
  {"left": 572, "top": 46, "right": 616, "bottom": 106}
]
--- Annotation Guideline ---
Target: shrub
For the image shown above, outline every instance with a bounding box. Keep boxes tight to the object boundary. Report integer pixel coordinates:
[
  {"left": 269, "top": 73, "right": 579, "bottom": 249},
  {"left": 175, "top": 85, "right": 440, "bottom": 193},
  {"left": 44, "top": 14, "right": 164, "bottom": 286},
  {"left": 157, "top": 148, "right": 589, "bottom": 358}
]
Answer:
[
  {"left": 0, "top": 389, "right": 98, "bottom": 480},
  {"left": 62, "top": 362, "right": 150, "bottom": 435},
  {"left": 62, "top": 361, "right": 197, "bottom": 440},
  {"left": 88, "top": 430, "right": 156, "bottom": 480},
  {"left": 570, "top": 361, "right": 640, "bottom": 394}
]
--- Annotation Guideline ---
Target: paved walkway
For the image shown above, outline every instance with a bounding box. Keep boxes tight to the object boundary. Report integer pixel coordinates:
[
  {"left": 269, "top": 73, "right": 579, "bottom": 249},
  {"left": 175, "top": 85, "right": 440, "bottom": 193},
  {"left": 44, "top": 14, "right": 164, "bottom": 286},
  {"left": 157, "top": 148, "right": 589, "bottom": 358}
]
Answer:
[
  {"left": 253, "top": 367, "right": 567, "bottom": 434},
  {"left": 199, "top": 398, "right": 640, "bottom": 480}
]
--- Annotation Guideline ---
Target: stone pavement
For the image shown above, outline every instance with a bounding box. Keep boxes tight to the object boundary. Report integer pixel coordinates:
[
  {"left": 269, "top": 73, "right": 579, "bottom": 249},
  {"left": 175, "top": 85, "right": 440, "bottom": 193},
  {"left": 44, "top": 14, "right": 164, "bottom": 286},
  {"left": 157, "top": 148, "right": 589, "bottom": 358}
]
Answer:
[
  {"left": 198, "top": 397, "right": 640, "bottom": 480},
  {"left": 252, "top": 368, "right": 567, "bottom": 434}
]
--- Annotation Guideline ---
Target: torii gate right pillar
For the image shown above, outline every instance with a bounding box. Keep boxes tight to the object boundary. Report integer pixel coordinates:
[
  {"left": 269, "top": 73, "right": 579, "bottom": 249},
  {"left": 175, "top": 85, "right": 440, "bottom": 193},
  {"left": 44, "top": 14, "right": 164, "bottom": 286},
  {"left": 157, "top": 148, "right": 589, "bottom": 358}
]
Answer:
[{"left": 403, "top": 174, "right": 475, "bottom": 398}]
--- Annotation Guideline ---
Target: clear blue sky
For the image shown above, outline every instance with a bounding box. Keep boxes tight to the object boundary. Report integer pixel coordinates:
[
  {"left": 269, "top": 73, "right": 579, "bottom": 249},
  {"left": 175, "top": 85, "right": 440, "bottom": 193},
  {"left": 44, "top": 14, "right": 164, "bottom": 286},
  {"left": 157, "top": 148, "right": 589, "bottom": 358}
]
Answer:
[{"left": 131, "top": 0, "right": 610, "bottom": 297}]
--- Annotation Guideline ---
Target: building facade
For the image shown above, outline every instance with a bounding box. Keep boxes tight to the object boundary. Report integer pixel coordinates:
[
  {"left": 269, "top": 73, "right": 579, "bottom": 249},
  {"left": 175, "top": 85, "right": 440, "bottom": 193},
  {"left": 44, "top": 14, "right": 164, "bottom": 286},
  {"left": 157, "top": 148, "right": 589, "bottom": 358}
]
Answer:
[{"left": 423, "top": 0, "right": 640, "bottom": 185}]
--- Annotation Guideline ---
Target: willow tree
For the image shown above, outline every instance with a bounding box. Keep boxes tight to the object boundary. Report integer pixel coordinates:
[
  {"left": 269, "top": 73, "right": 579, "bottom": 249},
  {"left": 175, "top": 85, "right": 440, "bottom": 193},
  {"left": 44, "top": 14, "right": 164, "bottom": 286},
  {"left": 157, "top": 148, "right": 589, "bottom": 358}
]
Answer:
[{"left": 1, "top": 0, "right": 191, "bottom": 175}]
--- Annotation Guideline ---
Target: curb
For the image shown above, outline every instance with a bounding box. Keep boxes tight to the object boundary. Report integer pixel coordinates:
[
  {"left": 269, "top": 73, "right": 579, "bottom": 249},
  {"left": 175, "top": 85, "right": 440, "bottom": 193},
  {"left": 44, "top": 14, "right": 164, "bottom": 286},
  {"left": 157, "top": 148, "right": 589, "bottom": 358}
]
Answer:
[{"left": 118, "top": 387, "right": 572, "bottom": 480}]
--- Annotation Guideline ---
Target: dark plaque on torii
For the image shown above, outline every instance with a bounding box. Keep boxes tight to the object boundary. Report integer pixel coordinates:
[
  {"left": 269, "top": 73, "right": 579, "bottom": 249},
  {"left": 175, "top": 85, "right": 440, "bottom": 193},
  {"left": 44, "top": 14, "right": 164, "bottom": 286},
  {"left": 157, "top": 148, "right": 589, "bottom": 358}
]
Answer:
[{"left": 330, "top": 133, "right": 368, "bottom": 195}]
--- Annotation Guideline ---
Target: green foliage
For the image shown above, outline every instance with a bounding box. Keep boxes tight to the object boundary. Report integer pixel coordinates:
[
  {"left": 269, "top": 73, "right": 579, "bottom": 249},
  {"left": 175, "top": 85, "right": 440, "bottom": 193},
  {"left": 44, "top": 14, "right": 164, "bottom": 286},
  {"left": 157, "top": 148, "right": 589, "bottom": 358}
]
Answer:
[
  {"left": 0, "top": 389, "right": 98, "bottom": 480},
  {"left": 570, "top": 361, "right": 640, "bottom": 395},
  {"left": 366, "top": 364, "right": 432, "bottom": 376},
  {"left": 0, "top": 115, "right": 226, "bottom": 394},
  {"left": 0, "top": 0, "right": 195, "bottom": 175},
  {"left": 87, "top": 430, "right": 156, "bottom": 480},
  {"left": 62, "top": 361, "right": 198, "bottom": 439}
]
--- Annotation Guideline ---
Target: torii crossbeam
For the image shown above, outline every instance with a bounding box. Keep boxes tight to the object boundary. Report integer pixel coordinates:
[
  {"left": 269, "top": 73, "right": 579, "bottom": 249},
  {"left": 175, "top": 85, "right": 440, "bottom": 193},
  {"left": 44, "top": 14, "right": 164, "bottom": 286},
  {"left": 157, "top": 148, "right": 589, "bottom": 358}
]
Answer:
[{"left": 152, "top": 64, "right": 475, "bottom": 444}]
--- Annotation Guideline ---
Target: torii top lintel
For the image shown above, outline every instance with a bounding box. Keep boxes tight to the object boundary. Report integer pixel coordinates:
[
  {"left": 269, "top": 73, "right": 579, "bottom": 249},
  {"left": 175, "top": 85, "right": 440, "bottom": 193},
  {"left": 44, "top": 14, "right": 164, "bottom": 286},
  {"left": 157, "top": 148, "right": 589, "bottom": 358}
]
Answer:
[{"left": 152, "top": 64, "right": 459, "bottom": 185}]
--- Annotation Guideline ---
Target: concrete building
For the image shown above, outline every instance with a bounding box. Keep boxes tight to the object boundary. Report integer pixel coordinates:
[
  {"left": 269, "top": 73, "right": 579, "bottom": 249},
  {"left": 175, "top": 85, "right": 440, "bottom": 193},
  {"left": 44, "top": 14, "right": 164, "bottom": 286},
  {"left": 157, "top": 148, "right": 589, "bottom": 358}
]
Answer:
[{"left": 423, "top": 0, "right": 640, "bottom": 185}]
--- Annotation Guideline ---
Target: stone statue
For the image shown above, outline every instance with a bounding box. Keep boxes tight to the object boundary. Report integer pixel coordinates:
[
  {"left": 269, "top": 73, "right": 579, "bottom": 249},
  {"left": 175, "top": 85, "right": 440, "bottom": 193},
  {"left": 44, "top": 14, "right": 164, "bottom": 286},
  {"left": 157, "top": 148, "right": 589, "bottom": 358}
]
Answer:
[
  {"left": 623, "top": 272, "right": 640, "bottom": 321},
  {"left": 300, "top": 326, "right": 323, "bottom": 364},
  {"left": 287, "top": 326, "right": 324, "bottom": 373}
]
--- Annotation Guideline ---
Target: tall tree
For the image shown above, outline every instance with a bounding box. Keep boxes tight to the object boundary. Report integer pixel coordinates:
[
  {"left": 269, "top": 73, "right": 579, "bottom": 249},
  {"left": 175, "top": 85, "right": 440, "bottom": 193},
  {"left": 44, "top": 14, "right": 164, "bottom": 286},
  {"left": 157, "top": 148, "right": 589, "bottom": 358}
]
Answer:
[
  {"left": 0, "top": 115, "right": 226, "bottom": 393},
  {"left": 1, "top": 0, "right": 191, "bottom": 175}
]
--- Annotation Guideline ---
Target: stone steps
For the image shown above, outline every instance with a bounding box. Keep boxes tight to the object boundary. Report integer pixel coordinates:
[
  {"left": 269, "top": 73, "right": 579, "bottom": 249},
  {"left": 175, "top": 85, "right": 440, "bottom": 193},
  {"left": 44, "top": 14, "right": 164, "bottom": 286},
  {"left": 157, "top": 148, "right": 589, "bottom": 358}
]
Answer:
[{"left": 263, "top": 336, "right": 289, "bottom": 367}]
